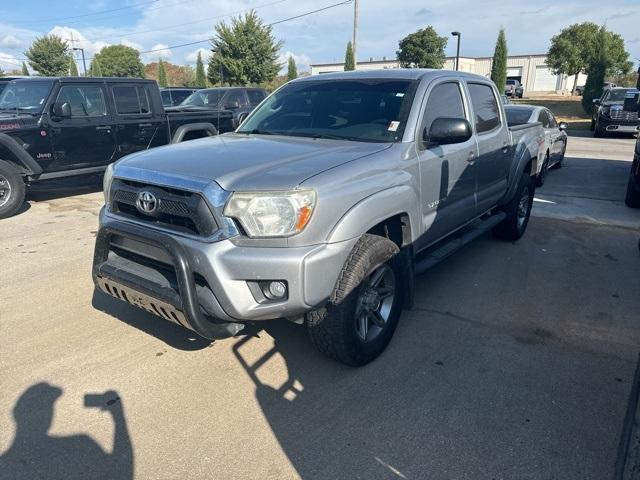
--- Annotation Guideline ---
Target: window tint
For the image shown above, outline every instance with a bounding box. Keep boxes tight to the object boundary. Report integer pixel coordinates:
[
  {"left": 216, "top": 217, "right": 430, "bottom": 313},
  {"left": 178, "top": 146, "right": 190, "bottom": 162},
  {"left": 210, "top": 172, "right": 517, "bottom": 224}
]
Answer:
[
  {"left": 546, "top": 110, "right": 557, "bottom": 128},
  {"left": 505, "top": 108, "right": 534, "bottom": 125},
  {"left": 420, "top": 82, "right": 465, "bottom": 135},
  {"left": 113, "top": 86, "right": 151, "bottom": 115},
  {"left": 56, "top": 86, "right": 107, "bottom": 117},
  {"left": 467, "top": 83, "right": 501, "bottom": 133},
  {"left": 160, "top": 90, "right": 172, "bottom": 106},
  {"left": 225, "top": 90, "right": 247, "bottom": 108},
  {"left": 247, "top": 89, "right": 266, "bottom": 106},
  {"left": 171, "top": 90, "right": 192, "bottom": 105}
]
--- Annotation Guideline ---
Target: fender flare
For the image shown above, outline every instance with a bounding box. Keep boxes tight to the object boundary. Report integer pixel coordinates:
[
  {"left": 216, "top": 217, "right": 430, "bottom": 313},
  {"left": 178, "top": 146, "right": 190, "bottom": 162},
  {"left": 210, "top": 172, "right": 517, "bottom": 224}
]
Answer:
[
  {"left": 327, "top": 185, "right": 421, "bottom": 244},
  {"left": 171, "top": 123, "right": 218, "bottom": 144},
  {"left": 500, "top": 142, "right": 539, "bottom": 206},
  {"left": 0, "top": 133, "right": 43, "bottom": 175}
]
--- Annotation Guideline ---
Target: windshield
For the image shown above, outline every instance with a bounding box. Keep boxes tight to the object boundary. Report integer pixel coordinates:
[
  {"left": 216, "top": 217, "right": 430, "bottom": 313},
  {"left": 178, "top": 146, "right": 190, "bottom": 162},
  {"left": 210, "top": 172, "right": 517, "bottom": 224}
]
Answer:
[
  {"left": 605, "top": 89, "right": 633, "bottom": 103},
  {"left": 505, "top": 108, "right": 534, "bottom": 125},
  {"left": 0, "top": 81, "right": 53, "bottom": 113},
  {"left": 237, "top": 79, "right": 417, "bottom": 143},
  {"left": 181, "top": 89, "right": 228, "bottom": 107}
]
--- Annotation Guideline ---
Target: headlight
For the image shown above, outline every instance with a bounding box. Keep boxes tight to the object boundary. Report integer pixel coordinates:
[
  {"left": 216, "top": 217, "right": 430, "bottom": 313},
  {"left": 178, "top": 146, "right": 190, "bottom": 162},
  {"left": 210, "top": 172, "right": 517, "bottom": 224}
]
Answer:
[
  {"left": 223, "top": 189, "right": 316, "bottom": 238},
  {"left": 103, "top": 163, "right": 115, "bottom": 203}
]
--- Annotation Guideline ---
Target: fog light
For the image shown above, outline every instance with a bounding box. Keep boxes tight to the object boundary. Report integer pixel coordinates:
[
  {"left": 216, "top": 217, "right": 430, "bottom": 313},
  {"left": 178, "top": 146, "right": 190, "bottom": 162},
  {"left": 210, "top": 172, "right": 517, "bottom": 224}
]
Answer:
[{"left": 267, "top": 281, "right": 287, "bottom": 299}]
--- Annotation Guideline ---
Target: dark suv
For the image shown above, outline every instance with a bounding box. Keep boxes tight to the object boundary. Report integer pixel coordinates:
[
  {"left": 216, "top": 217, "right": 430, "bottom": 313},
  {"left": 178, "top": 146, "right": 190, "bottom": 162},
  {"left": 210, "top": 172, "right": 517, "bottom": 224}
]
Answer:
[
  {"left": 160, "top": 87, "right": 197, "bottom": 107},
  {"left": 591, "top": 87, "right": 640, "bottom": 137}
]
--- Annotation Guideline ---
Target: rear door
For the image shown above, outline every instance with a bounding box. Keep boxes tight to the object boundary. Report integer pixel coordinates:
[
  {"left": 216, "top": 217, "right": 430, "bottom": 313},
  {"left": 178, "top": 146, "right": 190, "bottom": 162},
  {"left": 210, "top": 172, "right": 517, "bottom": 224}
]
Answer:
[
  {"left": 49, "top": 83, "right": 116, "bottom": 170},
  {"left": 110, "top": 83, "right": 166, "bottom": 158},
  {"left": 466, "top": 82, "right": 511, "bottom": 215},
  {"left": 415, "top": 79, "right": 479, "bottom": 249}
]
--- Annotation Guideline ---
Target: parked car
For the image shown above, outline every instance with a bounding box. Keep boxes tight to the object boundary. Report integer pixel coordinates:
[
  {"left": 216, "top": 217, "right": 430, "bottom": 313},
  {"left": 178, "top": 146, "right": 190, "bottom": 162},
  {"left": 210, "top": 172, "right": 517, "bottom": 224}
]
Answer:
[
  {"left": 93, "top": 69, "right": 545, "bottom": 366},
  {"left": 591, "top": 87, "right": 640, "bottom": 137},
  {"left": 167, "top": 87, "right": 268, "bottom": 129},
  {"left": 160, "top": 87, "right": 197, "bottom": 107},
  {"left": 625, "top": 132, "right": 640, "bottom": 208},
  {"left": 505, "top": 79, "right": 523, "bottom": 98},
  {"left": 504, "top": 104, "right": 568, "bottom": 186},
  {"left": 0, "top": 77, "right": 237, "bottom": 218},
  {"left": 501, "top": 94, "right": 511, "bottom": 105}
]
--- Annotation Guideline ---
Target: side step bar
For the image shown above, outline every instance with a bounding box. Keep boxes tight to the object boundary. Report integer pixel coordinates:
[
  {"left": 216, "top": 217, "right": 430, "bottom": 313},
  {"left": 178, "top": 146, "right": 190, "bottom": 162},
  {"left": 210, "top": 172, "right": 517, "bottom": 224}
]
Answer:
[{"left": 414, "top": 212, "right": 507, "bottom": 275}]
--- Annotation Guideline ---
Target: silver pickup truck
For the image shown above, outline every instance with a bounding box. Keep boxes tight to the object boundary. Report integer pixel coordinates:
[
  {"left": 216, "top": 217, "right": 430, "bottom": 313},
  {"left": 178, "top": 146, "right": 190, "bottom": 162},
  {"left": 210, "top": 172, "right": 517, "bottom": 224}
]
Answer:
[{"left": 93, "top": 70, "right": 544, "bottom": 366}]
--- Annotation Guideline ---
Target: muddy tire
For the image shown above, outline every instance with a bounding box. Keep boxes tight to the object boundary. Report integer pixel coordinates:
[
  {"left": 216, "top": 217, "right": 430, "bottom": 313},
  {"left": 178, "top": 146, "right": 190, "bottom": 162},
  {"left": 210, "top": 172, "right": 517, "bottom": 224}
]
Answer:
[
  {"left": 493, "top": 169, "right": 535, "bottom": 242},
  {"left": 306, "top": 234, "right": 403, "bottom": 366},
  {"left": 0, "top": 160, "right": 26, "bottom": 219}
]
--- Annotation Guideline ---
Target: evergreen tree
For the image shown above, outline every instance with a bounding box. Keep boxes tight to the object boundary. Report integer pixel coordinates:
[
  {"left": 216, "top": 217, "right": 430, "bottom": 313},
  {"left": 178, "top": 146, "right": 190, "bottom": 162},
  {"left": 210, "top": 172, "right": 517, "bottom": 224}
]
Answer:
[
  {"left": 21, "top": 62, "right": 29, "bottom": 76},
  {"left": 207, "top": 10, "right": 282, "bottom": 86},
  {"left": 582, "top": 26, "right": 609, "bottom": 115},
  {"left": 158, "top": 58, "right": 168, "bottom": 87},
  {"left": 195, "top": 51, "right": 206, "bottom": 88},
  {"left": 344, "top": 42, "right": 355, "bottom": 71},
  {"left": 490, "top": 29, "right": 508, "bottom": 93},
  {"left": 25, "top": 35, "right": 70, "bottom": 76},
  {"left": 69, "top": 57, "right": 79, "bottom": 76},
  {"left": 287, "top": 56, "right": 297, "bottom": 80}
]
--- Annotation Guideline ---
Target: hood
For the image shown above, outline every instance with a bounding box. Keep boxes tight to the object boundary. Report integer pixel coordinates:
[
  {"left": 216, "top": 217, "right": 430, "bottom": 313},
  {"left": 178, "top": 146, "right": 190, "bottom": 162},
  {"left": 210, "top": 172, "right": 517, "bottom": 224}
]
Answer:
[
  {"left": 117, "top": 133, "right": 392, "bottom": 191},
  {"left": 0, "top": 113, "right": 39, "bottom": 133}
]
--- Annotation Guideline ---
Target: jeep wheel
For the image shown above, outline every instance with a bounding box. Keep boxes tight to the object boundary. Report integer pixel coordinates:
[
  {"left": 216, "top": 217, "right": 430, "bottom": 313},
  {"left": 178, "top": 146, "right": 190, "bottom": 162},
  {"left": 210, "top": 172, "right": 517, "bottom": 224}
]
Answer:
[
  {"left": 306, "top": 234, "right": 403, "bottom": 366},
  {"left": 493, "top": 169, "right": 535, "bottom": 242},
  {"left": 625, "top": 171, "right": 640, "bottom": 208},
  {"left": 0, "top": 160, "right": 26, "bottom": 219}
]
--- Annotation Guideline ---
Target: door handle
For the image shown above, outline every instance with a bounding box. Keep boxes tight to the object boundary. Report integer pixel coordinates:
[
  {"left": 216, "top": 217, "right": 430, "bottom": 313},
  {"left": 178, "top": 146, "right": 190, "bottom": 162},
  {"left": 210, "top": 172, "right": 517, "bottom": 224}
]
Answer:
[
  {"left": 96, "top": 126, "right": 112, "bottom": 131},
  {"left": 467, "top": 151, "right": 476, "bottom": 164}
]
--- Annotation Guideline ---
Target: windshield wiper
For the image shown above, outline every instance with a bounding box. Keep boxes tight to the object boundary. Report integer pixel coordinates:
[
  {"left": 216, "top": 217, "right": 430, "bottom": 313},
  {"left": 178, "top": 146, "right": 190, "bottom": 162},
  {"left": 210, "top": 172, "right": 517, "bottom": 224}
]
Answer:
[{"left": 242, "top": 129, "right": 275, "bottom": 135}]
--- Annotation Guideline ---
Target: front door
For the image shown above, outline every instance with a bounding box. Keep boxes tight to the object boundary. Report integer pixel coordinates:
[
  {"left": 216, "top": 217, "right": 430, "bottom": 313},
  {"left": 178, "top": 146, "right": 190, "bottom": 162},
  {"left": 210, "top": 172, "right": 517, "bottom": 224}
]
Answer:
[
  {"left": 49, "top": 84, "right": 116, "bottom": 171},
  {"left": 416, "top": 80, "right": 479, "bottom": 250},
  {"left": 466, "top": 82, "right": 511, "bottom": 214}
]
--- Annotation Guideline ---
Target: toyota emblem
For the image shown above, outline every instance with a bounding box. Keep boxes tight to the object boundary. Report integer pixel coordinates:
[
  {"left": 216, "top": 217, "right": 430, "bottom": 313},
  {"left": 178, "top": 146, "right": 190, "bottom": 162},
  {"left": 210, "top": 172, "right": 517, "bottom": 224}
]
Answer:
[{"left": 136, "top": 191, "right": 158, "bottom": 215}]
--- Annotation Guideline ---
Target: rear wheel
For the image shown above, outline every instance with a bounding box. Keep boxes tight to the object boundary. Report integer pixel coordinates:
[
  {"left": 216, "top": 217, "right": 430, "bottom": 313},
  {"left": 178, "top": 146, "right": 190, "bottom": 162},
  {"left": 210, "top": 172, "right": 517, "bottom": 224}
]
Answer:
[
  {"left": 493, "top": 169, "right": 535, "bottom": 241},
  {"left": 306, "top": 234, "right": 403, "bottom": 366},
  {"left": 0, "top": 160, "right": 26, "bottom": 219}
]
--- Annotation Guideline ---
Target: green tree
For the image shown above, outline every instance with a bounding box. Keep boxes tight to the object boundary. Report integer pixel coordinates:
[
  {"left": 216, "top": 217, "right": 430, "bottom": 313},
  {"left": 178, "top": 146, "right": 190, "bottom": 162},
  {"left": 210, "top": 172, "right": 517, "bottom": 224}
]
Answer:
[
  {"left": 69, "top": 57, "right": 79, "bottom": 76},
  {"left": 89, "top": 58, "right": 102, "bottom": 77},
  {"left": 93, "top": 45, "right": 145, "bottom": 78},
  {"left": 582, "top": 26, "right": 609, "bottom": 115},
  {"left": 21, "top": 62, "right": 29, "bottom": 76},
  {"left": 344, "top": 41, "right": 355, "bottom": 71},
  {"left": 396, "top": 26, "right": 447, "bottom": 69},
  {"left": 547, "top": 22, "right": 632, "bottom": 95},
  {"left": 287, "top": 56, "right": 297, "bottom": 80},
  {"left": 157, "top": 58, "right": 167, "bottom": 87},
  {"left": 195, "top": 51, "right": 206, "bottom": 88},
  {"left": 207, "top": 10, "right": 282, "bottom": 86},
  {"left": 490, "top": 29, "right": 508, "bottom": 93},
  {"left": 25, "top": 35, "right": 71, "bottom": 76}
]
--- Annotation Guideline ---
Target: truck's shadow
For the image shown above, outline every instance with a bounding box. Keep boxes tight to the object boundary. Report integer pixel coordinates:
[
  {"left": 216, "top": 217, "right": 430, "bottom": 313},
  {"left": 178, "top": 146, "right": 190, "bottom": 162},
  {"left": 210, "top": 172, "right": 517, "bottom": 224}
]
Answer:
[
  {"left": 26, "top": 175, "right": 103, "bottom": 204},
  {"left": 0, "top": 383, "right": 133, "bottom": 480}
]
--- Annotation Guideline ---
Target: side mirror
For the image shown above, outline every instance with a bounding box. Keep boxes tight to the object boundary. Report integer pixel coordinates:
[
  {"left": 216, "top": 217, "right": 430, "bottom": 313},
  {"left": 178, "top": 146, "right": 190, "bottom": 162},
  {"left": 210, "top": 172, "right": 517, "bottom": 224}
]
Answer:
[
  {"left": 225, "top": 100, "right": 240, "bottom": 110},
  {"left": 52, "top": 102, "right": 71, "bottom": 118},
  {"left": 558, "top": 121, "right": 568, "bottom": 131},
  {"left": 424, "top": 117, "right": 472, "bottom": 146}
]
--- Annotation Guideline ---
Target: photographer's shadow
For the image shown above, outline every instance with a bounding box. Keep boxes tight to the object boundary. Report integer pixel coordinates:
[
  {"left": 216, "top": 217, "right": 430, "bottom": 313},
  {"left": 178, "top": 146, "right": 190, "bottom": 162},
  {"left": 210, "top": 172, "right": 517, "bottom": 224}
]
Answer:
[{"left": 0, "top": 383, "right": 133, "bottom": 480}]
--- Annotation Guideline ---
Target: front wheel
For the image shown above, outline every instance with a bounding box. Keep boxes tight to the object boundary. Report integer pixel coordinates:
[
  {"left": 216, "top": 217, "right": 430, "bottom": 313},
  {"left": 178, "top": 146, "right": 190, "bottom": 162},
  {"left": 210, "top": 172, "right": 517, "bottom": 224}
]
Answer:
[
  {"left": 493, "top": 169, "right": 535, "bottom": 242},
  {"left": 0, "top": 160, "right": 26, "bottom": 219},
  {"left": 306, "top": 234, "right": 403, "bottom": 366}
]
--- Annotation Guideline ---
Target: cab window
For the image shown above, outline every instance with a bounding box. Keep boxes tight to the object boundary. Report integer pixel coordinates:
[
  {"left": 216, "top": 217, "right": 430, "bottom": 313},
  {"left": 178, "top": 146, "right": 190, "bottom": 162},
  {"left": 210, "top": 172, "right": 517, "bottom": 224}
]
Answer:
[{"left": 56, "top": 86, "right": 107, "bottom": 117}]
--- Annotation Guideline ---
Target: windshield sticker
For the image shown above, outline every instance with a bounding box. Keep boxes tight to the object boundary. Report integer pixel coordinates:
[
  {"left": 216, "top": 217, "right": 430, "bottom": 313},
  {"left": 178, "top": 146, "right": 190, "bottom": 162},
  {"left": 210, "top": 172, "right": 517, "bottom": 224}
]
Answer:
[{"left": 388, "top": 121, "right": 400, "bottom": 132}]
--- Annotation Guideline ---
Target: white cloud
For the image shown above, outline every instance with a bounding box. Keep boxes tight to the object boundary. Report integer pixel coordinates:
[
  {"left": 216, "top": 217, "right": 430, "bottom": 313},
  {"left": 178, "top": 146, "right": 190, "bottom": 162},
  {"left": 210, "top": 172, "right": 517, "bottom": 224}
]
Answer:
[
  {"left": 0, "top": 35, "right": 21, "bottom": 49},
  {"left": 146, "top": 43, "right": 173, "bottom": 62},
  {"left": 186, "top": 48, "right": 210, "bottom": 64},
  {"left": 277, "top": 51, "right": 311, "bottom": 74}
]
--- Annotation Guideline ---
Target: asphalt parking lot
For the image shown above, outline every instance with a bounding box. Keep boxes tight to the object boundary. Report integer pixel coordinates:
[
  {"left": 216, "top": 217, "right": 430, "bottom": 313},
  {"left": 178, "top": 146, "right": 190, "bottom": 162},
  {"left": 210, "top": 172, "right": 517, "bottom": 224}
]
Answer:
[{"left": 1, "top": 133, "right": 639, "bottom": 480}]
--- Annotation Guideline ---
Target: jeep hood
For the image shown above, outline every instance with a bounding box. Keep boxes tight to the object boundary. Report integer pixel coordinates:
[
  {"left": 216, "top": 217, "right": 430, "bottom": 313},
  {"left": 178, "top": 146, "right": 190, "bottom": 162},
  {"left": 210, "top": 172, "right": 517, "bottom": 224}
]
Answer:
[{"left": 117, "top": 133, "right": 392, "bottom": 191}]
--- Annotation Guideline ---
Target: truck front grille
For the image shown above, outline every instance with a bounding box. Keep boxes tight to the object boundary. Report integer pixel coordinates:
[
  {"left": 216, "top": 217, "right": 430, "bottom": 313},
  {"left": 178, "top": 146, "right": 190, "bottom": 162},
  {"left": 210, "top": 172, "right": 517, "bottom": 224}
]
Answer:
[{"left": 110, "top": 179, "right": 218, "bottom": 237}]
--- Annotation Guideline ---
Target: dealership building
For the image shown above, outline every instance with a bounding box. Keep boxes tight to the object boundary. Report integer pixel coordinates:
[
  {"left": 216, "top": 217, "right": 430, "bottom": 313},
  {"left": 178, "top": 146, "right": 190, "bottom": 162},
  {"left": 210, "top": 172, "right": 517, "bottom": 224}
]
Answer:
[{"left": 310, "top": 54, "right": 587, "bottom": 93}]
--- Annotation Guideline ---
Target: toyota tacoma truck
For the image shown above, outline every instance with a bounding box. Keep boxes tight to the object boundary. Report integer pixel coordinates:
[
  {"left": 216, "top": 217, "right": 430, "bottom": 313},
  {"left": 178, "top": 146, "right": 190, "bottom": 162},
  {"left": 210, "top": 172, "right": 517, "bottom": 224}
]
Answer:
[
  {"left": 92, "top": 70, "right": 544, "bottom": 366},
  {"left": 0, "top": 77, "right": 235, "bottom": 218}
]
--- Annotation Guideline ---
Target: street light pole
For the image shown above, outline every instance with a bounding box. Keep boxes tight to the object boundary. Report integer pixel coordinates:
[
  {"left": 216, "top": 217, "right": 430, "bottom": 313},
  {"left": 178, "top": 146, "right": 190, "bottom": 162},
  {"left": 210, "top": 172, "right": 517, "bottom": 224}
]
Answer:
[
  {"left": 451, "top": 32, "right": 461, "bottom": 71},
  {"left": 73, "top": 47, "right": 87, "bottom": 76},
  {"left": 352, "top": 0, "right": 359, "bottom": 70}
]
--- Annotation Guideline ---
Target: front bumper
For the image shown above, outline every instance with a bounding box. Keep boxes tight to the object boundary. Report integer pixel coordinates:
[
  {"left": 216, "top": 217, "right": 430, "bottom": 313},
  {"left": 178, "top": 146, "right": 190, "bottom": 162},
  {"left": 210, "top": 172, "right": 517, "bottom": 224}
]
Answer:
[
  {"left": 92, "top": 209, "right": 357, "bottom": 339},
  {"left": 598, "top": 116, "right": 640, "bottom": 132}
]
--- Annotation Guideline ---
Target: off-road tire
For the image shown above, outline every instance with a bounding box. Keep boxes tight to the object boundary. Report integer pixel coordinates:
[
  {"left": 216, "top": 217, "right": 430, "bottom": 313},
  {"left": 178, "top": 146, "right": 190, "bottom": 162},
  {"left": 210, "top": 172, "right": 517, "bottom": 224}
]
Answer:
[
  {"left": 493, "top": 169, "right": 535, "bottom": 242},
  {"left": 625, "top": 171, "right": 640, "bottom": 208},
  {"left": 306, "top": 234, "right": 403, "bottom": 366},
  {"left": 0, "top": 160, "right": 26, "bottom": 219}
]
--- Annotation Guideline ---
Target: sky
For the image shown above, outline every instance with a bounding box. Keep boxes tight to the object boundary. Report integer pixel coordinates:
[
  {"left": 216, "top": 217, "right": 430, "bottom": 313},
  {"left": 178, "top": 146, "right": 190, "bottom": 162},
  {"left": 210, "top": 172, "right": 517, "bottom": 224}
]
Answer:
[{"left": 1, "top": 0, "right": 639, "bottom": 75}]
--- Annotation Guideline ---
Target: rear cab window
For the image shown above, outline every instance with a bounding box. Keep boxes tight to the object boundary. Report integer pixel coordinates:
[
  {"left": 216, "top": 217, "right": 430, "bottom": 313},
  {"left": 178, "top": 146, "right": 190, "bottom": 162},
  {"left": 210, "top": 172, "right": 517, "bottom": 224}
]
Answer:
[
  {"left": 247, "top": 89, "right": 266, "bottom": 106},
  {"left": 112, "top": 85, "right": 152, "bottom": 115},
  {"left": 505, "top": 108, "right": 533, "bottom": 126},
  {"left": 467, "top": 83, "right": 501, "bottom": 133}
]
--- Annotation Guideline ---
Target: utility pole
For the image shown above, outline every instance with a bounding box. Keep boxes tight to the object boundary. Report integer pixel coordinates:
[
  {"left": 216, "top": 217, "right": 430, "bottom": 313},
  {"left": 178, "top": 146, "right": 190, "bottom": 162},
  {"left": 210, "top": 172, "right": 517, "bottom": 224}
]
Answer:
[
  {"left": 352, "top": 0, "right": 359, "bottom": 70},
  {"left": 73, "top": 48, "right": 87, "bottom": 76}
]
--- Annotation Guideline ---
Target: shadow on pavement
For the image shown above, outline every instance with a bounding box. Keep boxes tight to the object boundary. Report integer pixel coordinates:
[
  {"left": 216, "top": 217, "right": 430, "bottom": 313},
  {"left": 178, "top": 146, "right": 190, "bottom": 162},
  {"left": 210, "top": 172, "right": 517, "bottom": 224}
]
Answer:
[
  {"left": 0, "top": 383, "right": 133, "bottom": 480},
  {"left": 26, "top": 175, "right": 103, "bottom": 203},
  {"left": 91, "top": 289, "right": 212, "bottom": 351}
]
